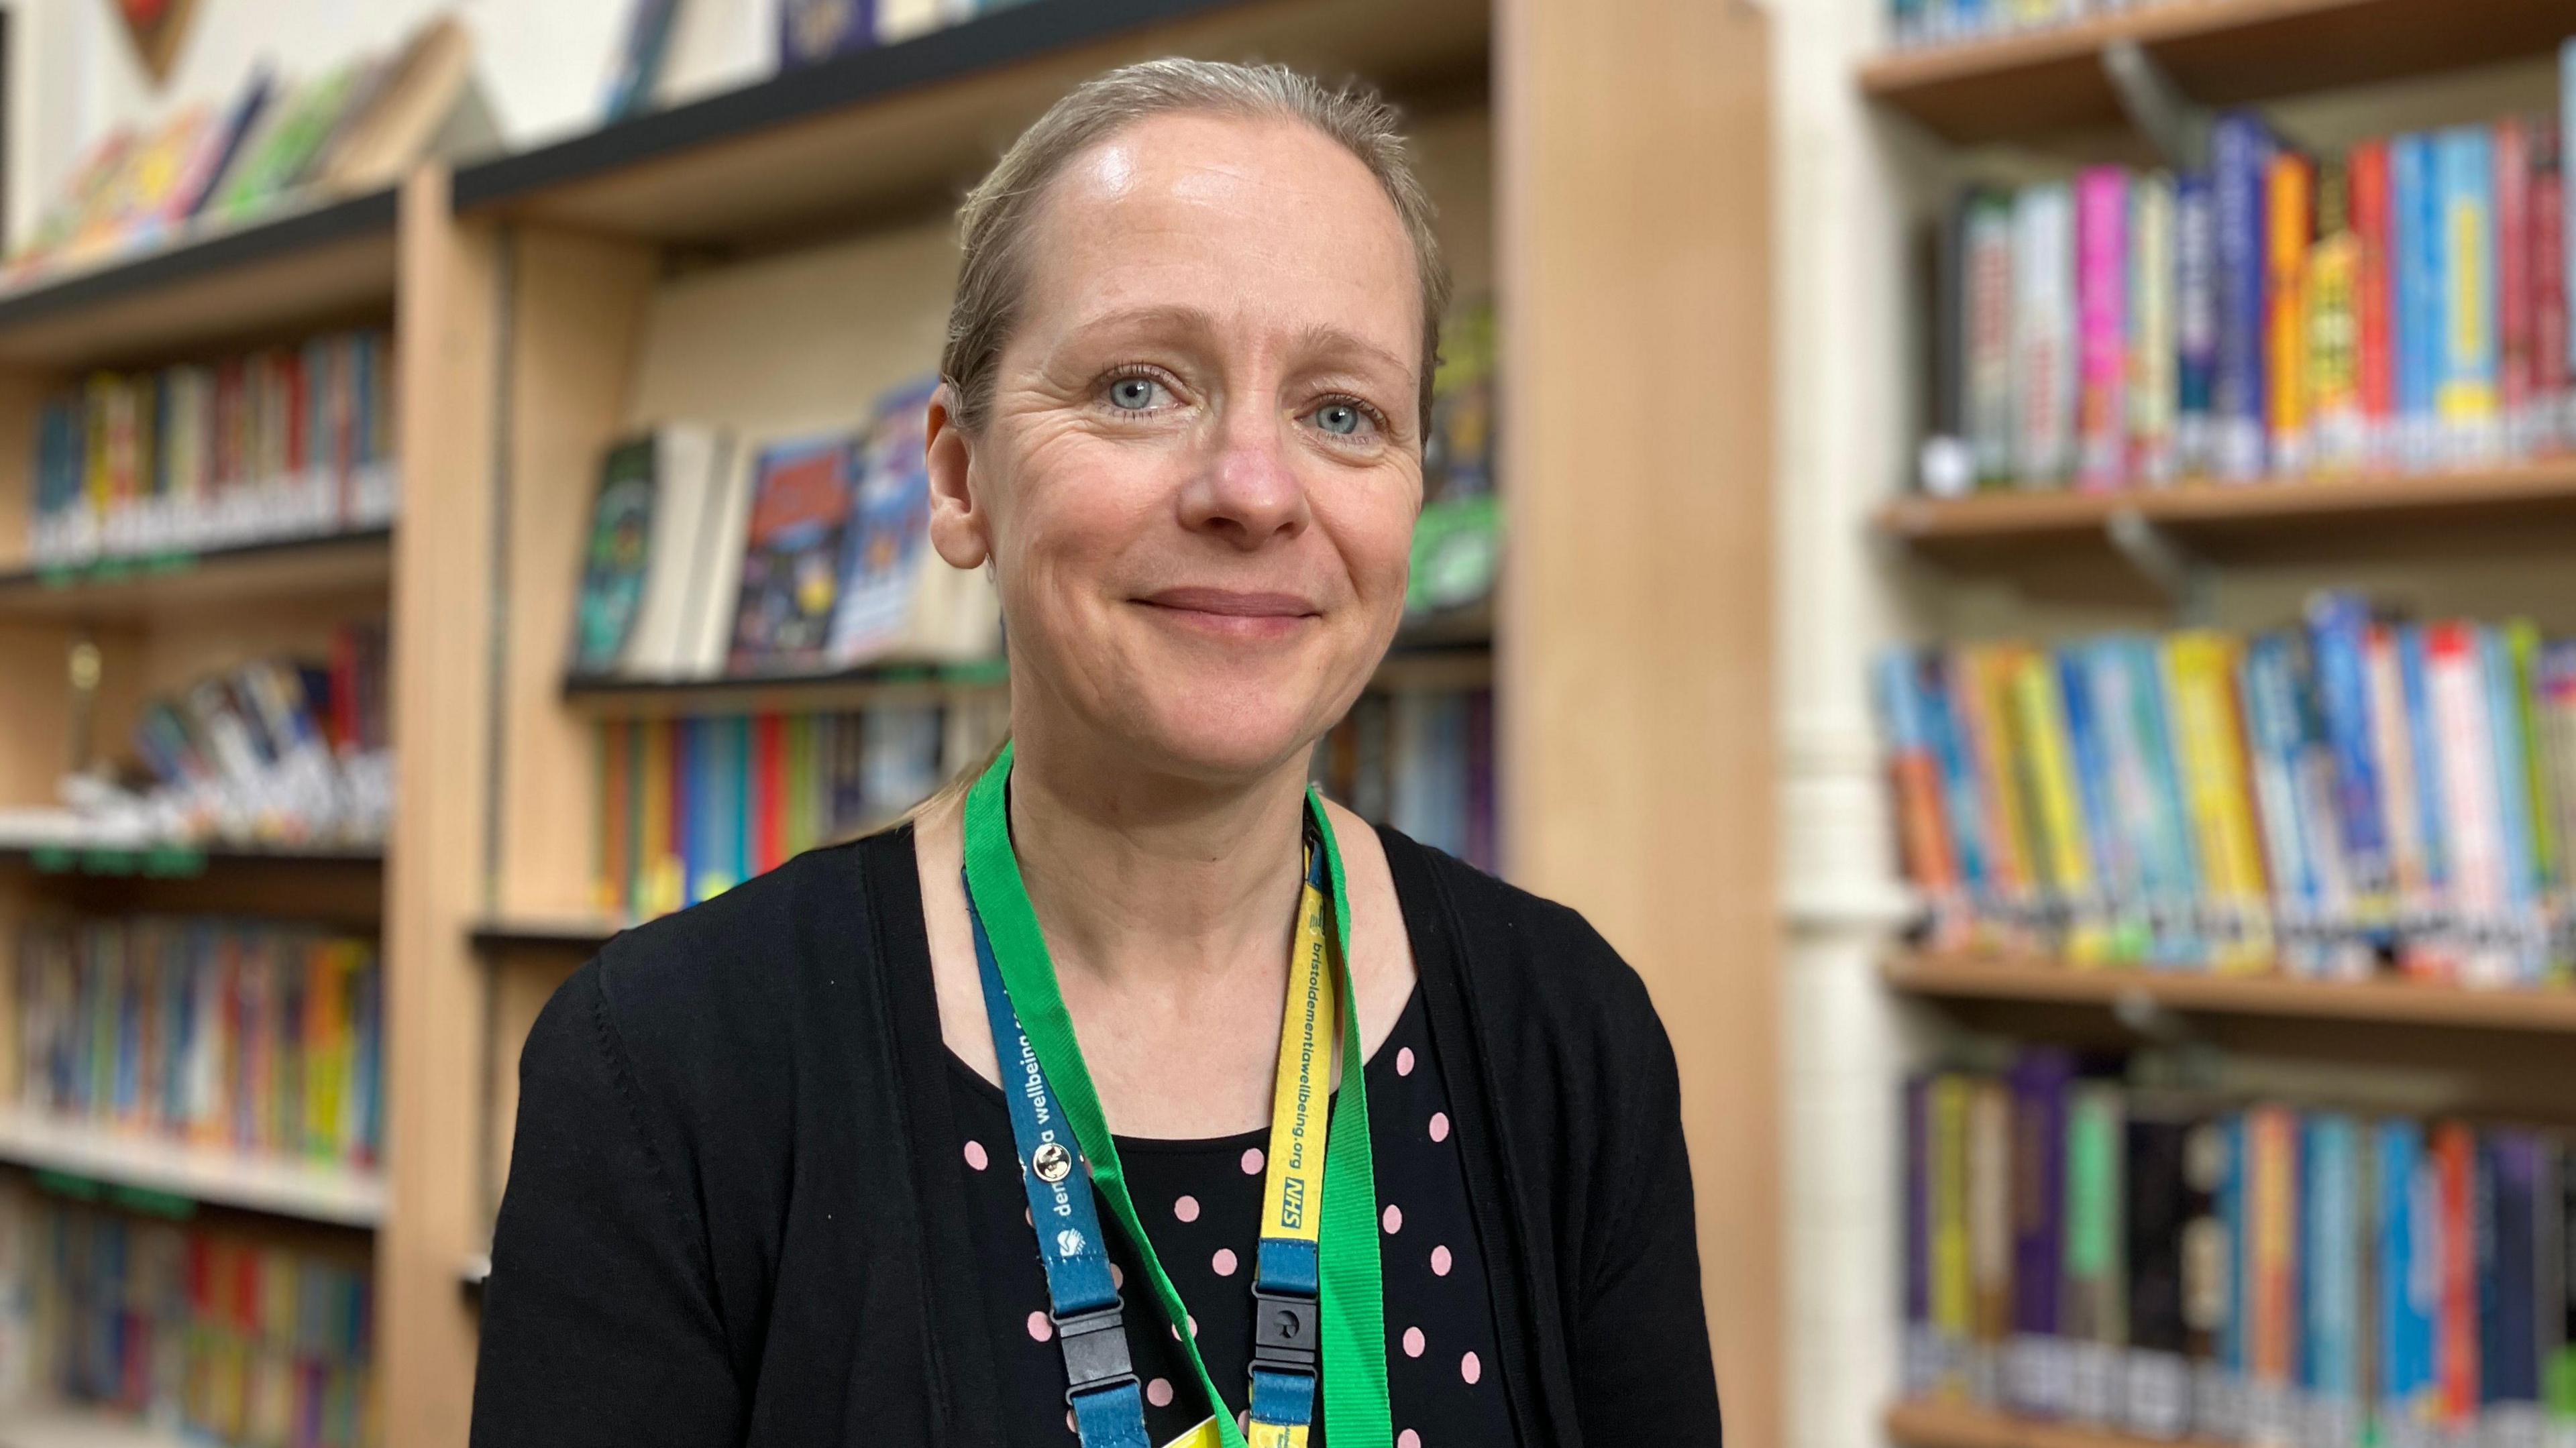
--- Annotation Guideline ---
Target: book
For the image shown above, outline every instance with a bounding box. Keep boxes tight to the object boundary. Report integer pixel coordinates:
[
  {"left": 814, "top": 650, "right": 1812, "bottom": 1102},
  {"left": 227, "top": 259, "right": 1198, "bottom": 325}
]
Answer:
[
  {"left": 314, "top": 15, "right": 475, "bottom": 194},
  {"left": 2265, "top": 150, "right": 2312, "bottom": 477},
  {"left": 2176, "top": 174, "right": 2219, "bottom": 479},
  {"left": 2352, "top": 141, "right": 2396, "bottom": 467},
  {"left": 782, "top": 0, "right": 878, "bottom": 65},
  {"left": 2063, "top": 1080, "right": 2127, "bottom": 1424},
  {"left": 2077, "top": 167, "right": 2130, "bottom": 492},
  {"left": 203, "top": 61, "right": 374, "bottom": 225},
  {"left": 2214, "top": 112, "right": 2274, "bottom": 482},
  {"left": 2129, "top": 173, "right": 2178, "bottom": 486},
  {"left": 2014, "top": 184, "right": 2078, "bottom": 488},
  {"left": 604, "top": 0, "right": 684, "bottom": 120},
  {"left": 727, "top": 430, "right": 863, "bottom": 675},
  {"left": 2435, "top": 127, "right": 2502, "bottom": 464},
  {"left": 828, "top": 378, "right": 1002, "bottom": 667}
]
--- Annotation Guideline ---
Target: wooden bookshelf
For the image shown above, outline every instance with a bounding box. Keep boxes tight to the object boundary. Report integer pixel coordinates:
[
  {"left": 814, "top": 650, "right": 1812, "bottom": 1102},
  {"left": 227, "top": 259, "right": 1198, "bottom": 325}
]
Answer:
[
  {"left": 1858, "top": 0, "right": 2573, "bottom": 144},
  {"left": 1872, "top": 460, "right": 2576, "bottom": 557},
  {"left": 1886, "top": 1399, "right": 2227, "bottom": 1448},
  {"left": 453, "top": 0, "right": 1488, "bottom": 245},
  {"left": 0, "top": 188, "right": 398, "bottom": 368},
  {"left": 1886, "top": 950, "right": 2576, "bottom": 1036},
  {"left": 0, "top": 840, "right": 384, "bottom": 872},
  {"left": 0, "top": 1107, "right": 384, "bottom": 1228},
  {"left": 0, "top": 527, "right": 394, "bottom": 622}
]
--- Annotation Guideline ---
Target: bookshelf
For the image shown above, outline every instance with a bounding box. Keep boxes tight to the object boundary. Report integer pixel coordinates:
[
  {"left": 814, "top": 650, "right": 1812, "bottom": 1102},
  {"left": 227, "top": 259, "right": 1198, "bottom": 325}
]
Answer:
[
  {"left": 0, "top": 1107, "right": 385, "bottom": 1228},
  {"left": 0, "top": 1405, "right": 195, "bottom": 1448},
  {"left": 0, "top": 528, "right": 394, "bottom": 622},
  {"left": 1847, "top": 0, "right": 2576, "bottom": 1444}
]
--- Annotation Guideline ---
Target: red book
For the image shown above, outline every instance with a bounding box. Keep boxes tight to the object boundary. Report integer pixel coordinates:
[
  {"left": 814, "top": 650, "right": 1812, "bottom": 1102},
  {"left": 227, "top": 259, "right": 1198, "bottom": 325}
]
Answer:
[
  {"left": 2497, "top": 119, "right": 2534, "bottom": 453},
  {"left": 2434, "top": 1121, "right": 2479, "bottom": 1424},
  {"left": 2532, "top": 116, "right": 2567, "bottom": 453},
  {"left": 2350, "top": 141, "right": 2394, "bottom": 459},
  {"left": 751, "top": 712, "right": 783, "bottom": 874},
  {"left": 328, "top": 624, "right": 358, "bottom": 752}
]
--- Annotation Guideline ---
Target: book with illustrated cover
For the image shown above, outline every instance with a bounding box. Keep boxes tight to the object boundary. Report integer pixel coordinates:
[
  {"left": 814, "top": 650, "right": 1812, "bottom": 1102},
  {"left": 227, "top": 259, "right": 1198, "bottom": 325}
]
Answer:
[
  {"left": 570, "top": 427, "right": 729, "bottom": 678},
  {"left": 829, "top": 382, "right": 938, "bottom": 665},
  {"left": 727, "top": 428, "right": 859, "bottom": 678},
  {"left": 204, "top": 61, "right": 372, "bottom": 225}
]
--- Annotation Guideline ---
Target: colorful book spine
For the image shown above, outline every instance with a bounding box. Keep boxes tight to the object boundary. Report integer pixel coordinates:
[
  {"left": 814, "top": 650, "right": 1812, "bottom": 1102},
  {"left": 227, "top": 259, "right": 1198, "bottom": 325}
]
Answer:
[
  {"left": 2498, "top": 118, "right": 2536, "bottom": 457},
  {"left": 2532, "top": 116, "right": 2569, "bottom": 458},
  {"left": 2351, "top": 140, "right": 2396, "bottom": 467},
  {"left": 2307, "top": 160, "right": 2364, "bottom": 474},
  {"left": 2008, "top": 1049, "right": 2075, "bottom": 1416},
  {"left": 2265, "top": 152, "right": 2313, "bottom": 477},
  {"left": 2394, "top": 131, "right": 2443, "bottom": 469},
  {"left": 2176, "top": 174, "right": 2219, "bottom": 479},
  {"left": 1966, "top": 188, "right": 2019, "bottom": 488},
  {"left": 2077, "top": 166, "right": 2131, "bottom": 491},
  {"left": 2129, "top": 172, "right": 2178, "bottom": 486},
  {"left": 2215, "top": 113, "right": 2275, "bottom": 481},
  {"left": 2436, "top": 126, "right": 2501, "bottom": 463},
  {"left": 2015, "top": 184, "right": 2079, "bottom": 487}
]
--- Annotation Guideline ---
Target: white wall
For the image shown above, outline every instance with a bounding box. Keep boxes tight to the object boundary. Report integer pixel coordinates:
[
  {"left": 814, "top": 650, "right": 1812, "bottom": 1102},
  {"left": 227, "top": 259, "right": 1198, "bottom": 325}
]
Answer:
[{"left": 1, "top": 0, "right": 779, "bottom": 247}]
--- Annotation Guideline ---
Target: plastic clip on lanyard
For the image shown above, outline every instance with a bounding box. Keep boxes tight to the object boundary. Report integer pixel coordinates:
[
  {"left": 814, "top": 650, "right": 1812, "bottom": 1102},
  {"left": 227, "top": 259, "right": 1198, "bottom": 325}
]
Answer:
[{"left": 961, "top": 744, "right": 1393, "bottom": 1448}]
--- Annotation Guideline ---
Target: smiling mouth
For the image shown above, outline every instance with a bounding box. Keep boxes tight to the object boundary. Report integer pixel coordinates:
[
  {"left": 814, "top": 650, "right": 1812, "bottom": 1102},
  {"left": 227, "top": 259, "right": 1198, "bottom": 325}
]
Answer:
[{"left": 1133, "top": 588, "right": 1322, "bottom": 636}]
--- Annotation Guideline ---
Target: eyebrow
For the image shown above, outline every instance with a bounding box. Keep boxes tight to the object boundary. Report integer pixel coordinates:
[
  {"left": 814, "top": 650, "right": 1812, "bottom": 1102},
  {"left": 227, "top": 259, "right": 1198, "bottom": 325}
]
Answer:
[{"left": 1064, "top": 305, "right": 1415, "bottom": 382}]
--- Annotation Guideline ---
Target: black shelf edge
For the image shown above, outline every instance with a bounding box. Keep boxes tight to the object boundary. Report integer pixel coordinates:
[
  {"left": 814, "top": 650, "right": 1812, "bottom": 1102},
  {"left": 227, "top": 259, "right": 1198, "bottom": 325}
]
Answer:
[
  {"left": 470, "top": 917, "right": 625, "bottom": 953},
  {"left": 0, "top": 189, "right": 399, "bottom": 337},
  {"left": 453, "top": 0, "right": 1255, "bottom": 215},
  {"left": 0, "top": 524, "right": 395, "bottom": 598},
  {"left": 561, "top": 657, "right": 1011, "bottom": 702}
]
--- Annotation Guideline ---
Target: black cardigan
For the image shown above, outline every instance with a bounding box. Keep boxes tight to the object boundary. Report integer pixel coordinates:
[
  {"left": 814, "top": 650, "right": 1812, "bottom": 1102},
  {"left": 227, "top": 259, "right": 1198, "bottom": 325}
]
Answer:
[{"left": 469, "top": 825, "right": 1721, "bottom": 1447}]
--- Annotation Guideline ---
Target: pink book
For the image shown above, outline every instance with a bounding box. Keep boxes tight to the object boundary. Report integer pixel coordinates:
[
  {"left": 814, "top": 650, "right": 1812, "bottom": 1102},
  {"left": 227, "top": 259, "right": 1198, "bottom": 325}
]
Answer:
[{"left": 2076, "top": 166, "right": 2130, "bottom": 491}]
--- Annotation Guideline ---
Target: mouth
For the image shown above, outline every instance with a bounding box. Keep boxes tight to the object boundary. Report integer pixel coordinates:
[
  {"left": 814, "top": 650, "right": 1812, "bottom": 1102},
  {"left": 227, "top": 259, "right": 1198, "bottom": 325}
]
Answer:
[{"left": 1132, "top": 587, "right": 1323, "bottom": 640}]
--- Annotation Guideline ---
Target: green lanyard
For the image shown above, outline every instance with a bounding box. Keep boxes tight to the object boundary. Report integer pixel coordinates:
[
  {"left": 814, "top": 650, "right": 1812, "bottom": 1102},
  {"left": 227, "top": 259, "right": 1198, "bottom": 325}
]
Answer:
[{"left": 961, "top": 744, "right": 1393, "bottom": 1448}]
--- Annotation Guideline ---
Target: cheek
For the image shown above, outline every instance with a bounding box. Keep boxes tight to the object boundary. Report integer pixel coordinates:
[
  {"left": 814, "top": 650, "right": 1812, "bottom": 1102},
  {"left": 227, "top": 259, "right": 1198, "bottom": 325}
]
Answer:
[
  {"left": 1330, "top": 482, "right": 1421, "bottom": 599},
  {"left": 991, "top": 427, "right": 1167, "bottom": 590}
]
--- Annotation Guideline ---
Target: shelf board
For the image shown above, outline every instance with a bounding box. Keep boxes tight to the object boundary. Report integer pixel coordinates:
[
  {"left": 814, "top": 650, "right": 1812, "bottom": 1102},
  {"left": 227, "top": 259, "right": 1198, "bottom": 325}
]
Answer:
[
  {"left": 1885, "top": 950, "right": 2576, "bottom": 1036},
  {"left": 0, "top": 840, "right": 384, "bottom": 874},
  {"left": 1887, "top": 1400, "right": 2227, "bottom": 1448},
  {"left": 1858, "top": 0, "right": 2572, "bottom": 145},
  {"left": 0, "top": 526, "right": 394, "bottom": 622},
  {"left": 453, "top": 0, "right": 1488, "bottom": 247},
  {"left": 0, "top": 188, "right": 398, "bottom": 368},
  {"left": 0, "top": 1405, "right": 194, "bottom": 1448},
  {"left": 469, "top": 912, "right": 627, "bottom": 954},
  {"left": 0, "top": 1107, "right": 384, "bottom": 1228},
  {"left": 1872, "top": 460, "right": 2576, "bottom": 559}
]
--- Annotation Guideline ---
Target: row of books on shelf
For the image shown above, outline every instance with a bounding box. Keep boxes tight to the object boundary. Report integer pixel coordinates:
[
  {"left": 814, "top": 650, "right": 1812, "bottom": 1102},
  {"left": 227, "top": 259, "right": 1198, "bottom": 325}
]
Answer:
[
  {"left": 1874, "top": 594, "right": 2576, "bottom": 984},
  {"left": 0, "top": 624, "right": 394, "bottom": 854},
  {"left": 7, "top": 917, "right": 383, "bottom": 1173},
  {"left": 8, "top": 16, "right": 470, "bottom": 286},
  {"left": 570, "top": 379, "right": 1000, "bottom": 683},
  {"left": 1882, "top": 0, "right": 2151, "bottom": 50},
  {"left": 1311, "top": 687, "right": 1499, "bottom": 876},
  {"left": 29, "top": 329, "right": 398, "bottom": 568},
  {"left": 594, "top": 698, "right": 1010, "bottom": 917},
  {"left": 0, "top": 1189, "right": 375, "bottom": 1448},
  {"left": 777, "top": 0, "right": 1048, "bottom": 68},
  {"left": 1921, "top": 85, "right": 2576, "bottom": 497},
  {"left": 1904, "top": 1047, "right": 2576, "bottom": 1447}
]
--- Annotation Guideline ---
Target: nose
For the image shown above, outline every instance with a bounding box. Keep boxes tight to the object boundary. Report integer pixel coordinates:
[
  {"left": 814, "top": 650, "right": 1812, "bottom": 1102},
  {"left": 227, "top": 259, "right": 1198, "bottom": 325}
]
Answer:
[{"left": 1178, "top": 406, "right": 1308, "bottom": 549}]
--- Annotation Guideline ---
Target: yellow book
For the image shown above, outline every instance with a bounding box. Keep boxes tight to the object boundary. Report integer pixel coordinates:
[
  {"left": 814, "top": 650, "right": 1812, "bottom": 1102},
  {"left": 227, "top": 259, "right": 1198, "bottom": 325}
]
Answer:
[
  {"left": 2010, "top": 649, "right": 2106, "bottom": 964},
  {"left": 2305, "top": 231, "right": 2361, "bottom": 474},
  {"left": 1957, "top": 647, "right": 2039, "bottom": 949},
  {"left": 639, "top": 718, "right": 676, "bottom": 918},
  {"left": 1929, "top": 1072, "right": 1972, "bottom": 1394},
  {"left": 2163, "top": 632, "right": 2274, "bottom": 971},
  {"left": 2266, "top": 154, "right": 2311, "bottom": 476}
]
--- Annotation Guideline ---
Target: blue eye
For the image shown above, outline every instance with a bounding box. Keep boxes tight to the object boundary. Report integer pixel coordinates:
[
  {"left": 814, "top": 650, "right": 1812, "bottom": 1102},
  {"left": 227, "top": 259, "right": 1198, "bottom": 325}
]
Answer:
[
  {"left": 1315, "top": 402, "right": 1366, "bottom": 436},
  {"left": 1108, "top": 376, "right": 1167, "bottom": 410}
]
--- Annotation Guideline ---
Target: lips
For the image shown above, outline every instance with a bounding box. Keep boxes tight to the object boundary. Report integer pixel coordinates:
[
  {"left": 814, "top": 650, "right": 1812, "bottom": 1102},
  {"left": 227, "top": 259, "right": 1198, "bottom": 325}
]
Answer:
[{"left": 1132, "top": 587, "right": 1322, "bottom": 640}]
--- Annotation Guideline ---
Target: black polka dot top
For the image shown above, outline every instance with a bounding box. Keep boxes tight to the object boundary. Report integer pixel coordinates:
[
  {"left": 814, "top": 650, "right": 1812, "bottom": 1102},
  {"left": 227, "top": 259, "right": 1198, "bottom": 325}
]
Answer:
[{"left": 947, "top": 983, "right": 1518, "bottom": 1448}]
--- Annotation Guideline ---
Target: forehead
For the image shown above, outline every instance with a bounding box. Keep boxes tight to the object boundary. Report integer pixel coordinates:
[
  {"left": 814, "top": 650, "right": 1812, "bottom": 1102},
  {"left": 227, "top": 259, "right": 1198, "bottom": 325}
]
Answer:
[{"left": 1015, "top": 110, "right": 1420, "bottom": 356}]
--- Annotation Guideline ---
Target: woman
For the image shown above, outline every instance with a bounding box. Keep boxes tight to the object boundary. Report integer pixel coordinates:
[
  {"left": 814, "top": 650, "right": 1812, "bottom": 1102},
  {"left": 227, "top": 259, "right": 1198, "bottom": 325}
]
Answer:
[{"left": 471, "top": 60, "right": 1719, "bottom": 1448}]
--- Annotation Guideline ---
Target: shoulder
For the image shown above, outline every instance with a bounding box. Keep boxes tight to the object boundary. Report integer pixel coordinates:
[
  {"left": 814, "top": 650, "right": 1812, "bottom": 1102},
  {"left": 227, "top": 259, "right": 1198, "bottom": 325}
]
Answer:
[
  {"left": 539, "top": 836, "right": 904, "bottom": 1116},
  {"left": 1371, "top": 826, "right": 1668, "bottom": 1057}
]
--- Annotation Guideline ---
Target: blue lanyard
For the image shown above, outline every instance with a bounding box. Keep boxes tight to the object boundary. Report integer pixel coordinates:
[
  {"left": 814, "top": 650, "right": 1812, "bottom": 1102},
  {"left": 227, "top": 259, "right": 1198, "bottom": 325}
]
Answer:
[{"left": 967, "top": 879, "right": 1156, "bottom": 1447}]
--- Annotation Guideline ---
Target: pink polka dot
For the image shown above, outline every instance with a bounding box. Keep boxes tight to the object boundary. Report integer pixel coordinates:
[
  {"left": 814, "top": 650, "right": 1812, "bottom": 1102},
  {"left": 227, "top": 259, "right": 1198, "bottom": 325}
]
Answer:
[
  {"left": 1189, "top": 1314, "right": 1199, "bottom": 1337},
  {"left": 1024, "top": 1205, "right": 1032, "bottom": 1227},
  {"left": 1403, "top": 1325, "right": 1426, "bottom": 1357},
  {"left": 1110, "top": 1263, "right": 1124, "bottom": 1288},
  {"left": 963, "top": 1140, "right": 989, "bottom": 1170},
  {"left": 1431, "top": 1245, "right": 1454, "bottom": 1276},
  {"left": 1027, "top": 1311, "right": 1053, "bottom": 1342},
  {"left": 1146, "top": 1378, "right": 1175, "bottom": 1408},
  {"left": 1173, "top": 1194, "right": 1201, "bottom": 1223},
  {"left": 1212, "top": 1248, "right": 1239, "bottom": 1277},
  {"left": 1399, "top": 1433, "right": 1422, "bottom": 1448},
  {"left": 1066, "top": 1408, "right": 1078, "bottom": 1433},
  {"left": 1429, "top": 1112, "right": 1451, "bottom": 1144},
  {"left": 1241, "top": 1147, "right": 1266, "bottom": 1175},
  {"left": 1382, "top": 1203, "right": 1403, "bottom": 1234},
  {"left": 1460, "top": 1351, "right": 1482, "bottom": 1385},
  {"left": 1396, "top": 1046, "right": 1416, "bottom": 1076}
]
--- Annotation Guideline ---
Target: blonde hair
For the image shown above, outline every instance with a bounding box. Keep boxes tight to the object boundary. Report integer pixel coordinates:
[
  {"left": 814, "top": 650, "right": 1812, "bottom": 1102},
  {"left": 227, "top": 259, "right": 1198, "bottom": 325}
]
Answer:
[{"left": 938, "top": 57, "right": 1452, "bottom": 437}]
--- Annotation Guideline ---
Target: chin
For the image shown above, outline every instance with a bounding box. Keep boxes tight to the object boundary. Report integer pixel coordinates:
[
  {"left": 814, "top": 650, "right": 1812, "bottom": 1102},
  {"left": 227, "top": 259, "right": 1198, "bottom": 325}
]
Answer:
[{"left": 1117, "top": 683, "right": 1336, "bottom": 783}]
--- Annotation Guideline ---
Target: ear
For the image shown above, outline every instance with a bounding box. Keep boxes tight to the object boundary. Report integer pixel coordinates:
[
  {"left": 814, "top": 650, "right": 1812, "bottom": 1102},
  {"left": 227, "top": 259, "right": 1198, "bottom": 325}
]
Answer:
[{"left": 925, "top": 381, "right": 990, "bottom": 570}]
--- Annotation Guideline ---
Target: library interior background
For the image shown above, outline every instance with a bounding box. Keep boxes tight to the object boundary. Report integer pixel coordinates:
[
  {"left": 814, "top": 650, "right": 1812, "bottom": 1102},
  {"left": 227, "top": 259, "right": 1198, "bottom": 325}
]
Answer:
[{"left": 10, "top": 0, "right": 2576, "bottom": 1447}]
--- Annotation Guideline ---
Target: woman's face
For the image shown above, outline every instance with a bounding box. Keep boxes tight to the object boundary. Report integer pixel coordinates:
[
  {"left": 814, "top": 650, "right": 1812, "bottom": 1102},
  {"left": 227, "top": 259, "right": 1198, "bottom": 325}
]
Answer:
[{"left": 930, "top": 111, "right": 1424, "bottom": 785}]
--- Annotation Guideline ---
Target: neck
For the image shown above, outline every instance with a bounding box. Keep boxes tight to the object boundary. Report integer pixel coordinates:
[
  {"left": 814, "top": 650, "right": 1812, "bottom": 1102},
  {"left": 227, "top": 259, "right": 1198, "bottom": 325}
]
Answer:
[{"left": 1002, "top": 714, "right": 1313, "bottom": 997}]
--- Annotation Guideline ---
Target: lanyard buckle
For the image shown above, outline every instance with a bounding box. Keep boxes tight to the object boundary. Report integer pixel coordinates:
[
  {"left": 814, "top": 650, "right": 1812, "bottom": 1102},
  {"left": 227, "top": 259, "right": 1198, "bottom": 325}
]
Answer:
[
  {"left": 1053, "top": 1304, "right": 1139, "bottom": 1405},
  {"left": 1248, "top": 1286, "right": 1321, "bottom": 1376}
]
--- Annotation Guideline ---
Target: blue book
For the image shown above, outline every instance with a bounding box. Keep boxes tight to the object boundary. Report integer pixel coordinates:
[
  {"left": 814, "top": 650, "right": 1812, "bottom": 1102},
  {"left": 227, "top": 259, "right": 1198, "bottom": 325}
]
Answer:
[
  {"left": 2243, "top": 636, "right": 2324, "bottom": 972},
  {"left": 2436, "top": 126, "right": 2502, "bottom": 462},
  {"left": 698, "top": 715, "right": 743, "bottom": 900},
  {"left": 2057, "top": 647, "right": 2135, "bottom": 959},
  {"left": 2305, "top": 594, "right": 2391, "bottom": 944},
  {"left": 2209, "top": 1111, "right": 2249, "bottom": 1440},
  {"left": 2176, "top": 174, "right": 2218, "bottom": 477},
  {"left": 2379, "top": 1119, "right": 2435, "bottom": 1432},
  {"left": 1919, "top": 654, "right": 1990, "bottom": 911},
  {"left": 2127, "top": 636, "right": 2205, "bottom": 966},
  {"left": 679, "top": 718, "right": 708, "bottom": 904},
  {"left": 2213, "top": 112, "right": 2273, "bottom": 480},
  {"left": 2304, "top": 1115, "right": 2360, "bottom": 1442},
  {"left": 2481, "top": 628, "right": 2540, "bottom": 981},
  {"left": 2481, "top": 1133, "right": 2546, "bottom": 1418},
  {"left": 2393, "top": 133, "right": 2443, "bottom": 469}
]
